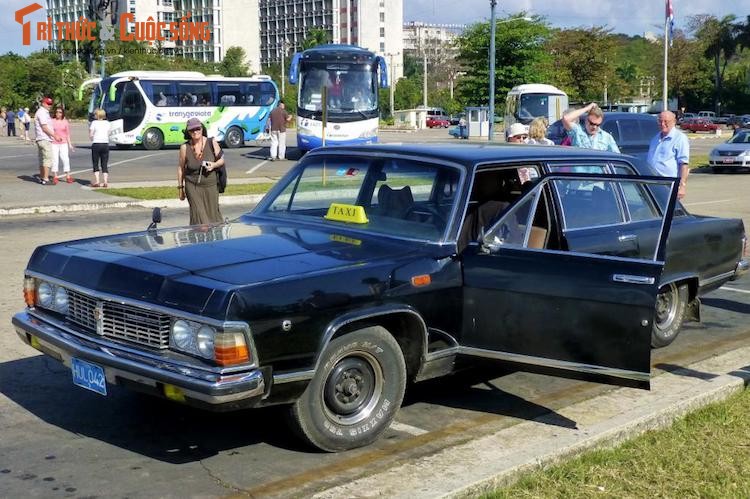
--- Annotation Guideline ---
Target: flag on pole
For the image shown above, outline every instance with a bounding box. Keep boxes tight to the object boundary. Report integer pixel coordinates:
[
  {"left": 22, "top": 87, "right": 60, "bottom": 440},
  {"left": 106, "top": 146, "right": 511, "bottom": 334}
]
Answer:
[{"left": 666, "top": 0, "right": 675, "bottom": 47}]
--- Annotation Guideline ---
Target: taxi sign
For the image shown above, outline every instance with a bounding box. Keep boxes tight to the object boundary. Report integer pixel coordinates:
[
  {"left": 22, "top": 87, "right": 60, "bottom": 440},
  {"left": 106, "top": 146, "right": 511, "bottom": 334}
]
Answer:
[{"left": 324, "top": 203, "right": 369, "bottom": 224}]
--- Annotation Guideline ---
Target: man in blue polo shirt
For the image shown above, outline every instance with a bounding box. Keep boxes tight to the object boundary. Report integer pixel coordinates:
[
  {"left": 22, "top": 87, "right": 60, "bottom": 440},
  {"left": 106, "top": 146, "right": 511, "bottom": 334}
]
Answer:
[
  {"left": 562, "top": 102, "right": 620, "bottom": 152},
  {"left": 647, "top": 111, "right": 690, "bottom": 199}
]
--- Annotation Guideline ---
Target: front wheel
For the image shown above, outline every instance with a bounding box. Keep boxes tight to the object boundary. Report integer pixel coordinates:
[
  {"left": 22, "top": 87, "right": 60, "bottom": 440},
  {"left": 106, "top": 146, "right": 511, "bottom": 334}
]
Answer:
[
  {"left": 288, "top": 326, "right": 406, "bottom": 452},
  {"left": 141, "top": 128, "right": 164, "bottom": 150},
  {"left": 651, "top": 282, "right": 689, "bottom": 348},
  {"left": 224, "top": 126, "right": 244, "bottom": 148}
]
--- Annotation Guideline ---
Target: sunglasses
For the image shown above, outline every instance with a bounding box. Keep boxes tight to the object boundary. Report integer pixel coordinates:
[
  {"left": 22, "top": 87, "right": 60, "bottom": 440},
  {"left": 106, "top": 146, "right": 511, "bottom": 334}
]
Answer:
[
  {"left": 587, "top": 119, "right": 602, "bottom": 128},
  {"left": 189, "top": 128, "right": 202, "bottom": 133}
]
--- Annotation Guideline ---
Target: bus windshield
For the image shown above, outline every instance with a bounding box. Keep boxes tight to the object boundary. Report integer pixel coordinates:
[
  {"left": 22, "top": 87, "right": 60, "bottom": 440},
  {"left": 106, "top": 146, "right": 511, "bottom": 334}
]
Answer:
[
  {"left": 299, "top": 63, "right": 377, "bottom": 114},
  {"left": 518, "top": 94, "right": 551, "bottom": 123}
]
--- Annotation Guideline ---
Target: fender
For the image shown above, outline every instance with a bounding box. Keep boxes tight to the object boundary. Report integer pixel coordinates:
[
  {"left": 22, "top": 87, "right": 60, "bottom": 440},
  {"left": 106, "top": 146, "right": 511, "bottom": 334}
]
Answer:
[{"left": 271, "top": 304, "right": 429, "bottom": 386}]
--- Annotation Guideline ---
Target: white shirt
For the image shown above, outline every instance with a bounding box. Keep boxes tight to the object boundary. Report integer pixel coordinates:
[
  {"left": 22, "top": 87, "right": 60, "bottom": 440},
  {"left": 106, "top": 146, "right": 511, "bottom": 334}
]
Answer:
[
  {"left": 34, "top": 106, "right": 52, "bottom": 142},
  {"left": 89, "top": 120, "right": 110, "bottom": 144}
]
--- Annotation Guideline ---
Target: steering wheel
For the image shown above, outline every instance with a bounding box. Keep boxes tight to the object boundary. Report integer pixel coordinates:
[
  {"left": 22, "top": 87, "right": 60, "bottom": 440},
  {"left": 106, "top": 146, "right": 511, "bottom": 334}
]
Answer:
[{"left": 405, "top": 204, "right": 447, "bottom": 227}]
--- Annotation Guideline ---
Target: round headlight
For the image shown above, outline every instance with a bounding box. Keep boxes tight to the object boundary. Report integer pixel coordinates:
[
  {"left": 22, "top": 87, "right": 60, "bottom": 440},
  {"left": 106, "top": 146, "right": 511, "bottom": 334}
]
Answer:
[
  {"left": 37, "top": 282, "right": 54, "bottom": 308},
  {"left": 196, "top": 326, "right": 215, "bottom": 358},
  {"left": 171, "top": 320, "right": 194, "bottom": 351},
  {"left": 54, "top": 287, "right": 69, "bottom": 314}
]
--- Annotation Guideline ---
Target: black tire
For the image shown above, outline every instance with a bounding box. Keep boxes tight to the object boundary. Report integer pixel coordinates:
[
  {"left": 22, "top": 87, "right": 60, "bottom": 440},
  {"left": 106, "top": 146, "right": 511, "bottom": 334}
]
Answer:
[
  {"left": 651, "top": 282, "right": 689, "bottom": 348},
  {"left": 289, "top": 326, "right": 406, "bottom": 452},
  {"left": 142, "top": 128, "right": 164, "bottom": 150},
  {"left": 224, "top": 126, "right": 244, "bottom": 148}
]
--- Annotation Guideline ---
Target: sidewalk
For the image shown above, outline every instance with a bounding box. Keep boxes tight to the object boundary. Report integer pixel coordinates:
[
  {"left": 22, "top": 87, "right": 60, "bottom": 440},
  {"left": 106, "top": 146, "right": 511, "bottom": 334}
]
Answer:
[{"left": 0, "top": 177, "right": 269, "bottom": 216}]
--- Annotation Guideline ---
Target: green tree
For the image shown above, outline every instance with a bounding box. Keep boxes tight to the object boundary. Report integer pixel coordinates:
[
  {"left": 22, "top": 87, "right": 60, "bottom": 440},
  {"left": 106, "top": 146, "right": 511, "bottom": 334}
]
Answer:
[
  {"left": 301, "top": 27, "right": 331, "bottom": 50},
  {"left": 690, "top": 14, "right": 742, "bottom": 114},
  {"left": 219, "top": 46, "right": 251, "bottom": 76},
  {"left": 455, "top": 15, "right": 552, "bottom": 106}
]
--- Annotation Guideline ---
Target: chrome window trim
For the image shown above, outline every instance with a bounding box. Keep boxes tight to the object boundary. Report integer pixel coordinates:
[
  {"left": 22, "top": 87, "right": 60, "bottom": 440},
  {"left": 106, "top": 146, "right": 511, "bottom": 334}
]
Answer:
[
  {"left": 273, "top": 369, "right": 315, "bottom": 384},
  {"left": 459, "top": 346, "right": 649, "bottom": 383},
  {"left": 470, "top": 241, "right": 665, "bottom": 266},
  {"left": 26, "top": 270, "right": 259, "bottom": 372}
]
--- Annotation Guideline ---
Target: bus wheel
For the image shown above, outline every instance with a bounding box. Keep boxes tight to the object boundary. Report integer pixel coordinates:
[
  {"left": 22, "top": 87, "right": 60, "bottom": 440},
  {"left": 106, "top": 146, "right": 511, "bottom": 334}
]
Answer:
[
  {"left": 224, "top": 127, "right": 244, "bottom": 148},
  {"left": 142, "top": 128, "right": 164, "bottom": 150}
]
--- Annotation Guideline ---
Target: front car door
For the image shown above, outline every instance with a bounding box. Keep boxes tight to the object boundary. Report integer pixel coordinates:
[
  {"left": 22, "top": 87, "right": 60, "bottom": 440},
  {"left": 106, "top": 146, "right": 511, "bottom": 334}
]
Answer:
[{"left": 461, "top": 173, "right": 679, "bottom": 389}]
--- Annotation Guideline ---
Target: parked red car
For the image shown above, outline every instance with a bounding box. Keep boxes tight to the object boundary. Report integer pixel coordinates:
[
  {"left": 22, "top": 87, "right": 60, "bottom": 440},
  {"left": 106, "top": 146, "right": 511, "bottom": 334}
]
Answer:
[
  {"left": 426, "top": 116, "right": 450, "bottom": 128},
  {"left": 681, "top": 118, "right": 719, "bottom": 133}
]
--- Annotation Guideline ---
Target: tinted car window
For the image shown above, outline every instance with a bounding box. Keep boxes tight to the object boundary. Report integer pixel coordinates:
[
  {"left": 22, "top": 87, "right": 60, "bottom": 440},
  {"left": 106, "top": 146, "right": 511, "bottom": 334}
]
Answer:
[
  {"left": 619, "top": 120, "right": 641, "bottom": 142},
  {"left": 601, "top": 120, "right": 620, "bottom": 142},
  {"left": 621, "top": 183, "right": 660, "bottom": 221},
  {"left": 557, "top": 180, "right": 623, "bottom": 229}
]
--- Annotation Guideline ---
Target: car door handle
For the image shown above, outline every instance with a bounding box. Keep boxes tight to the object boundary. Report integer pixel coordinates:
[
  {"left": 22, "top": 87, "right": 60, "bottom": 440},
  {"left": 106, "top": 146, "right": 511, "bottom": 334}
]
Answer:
[
  {"left": 618, "top": 234, "right": 637, "bottom": 243},
  {"left": 612, "top": 274, "right": 655, "bottom": 285}
]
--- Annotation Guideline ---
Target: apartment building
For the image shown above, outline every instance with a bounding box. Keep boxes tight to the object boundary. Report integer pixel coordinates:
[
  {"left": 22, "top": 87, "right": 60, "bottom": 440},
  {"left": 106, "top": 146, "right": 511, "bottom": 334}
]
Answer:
[{"left": 260, "top": 0, "right": 403, "bottom": 80}]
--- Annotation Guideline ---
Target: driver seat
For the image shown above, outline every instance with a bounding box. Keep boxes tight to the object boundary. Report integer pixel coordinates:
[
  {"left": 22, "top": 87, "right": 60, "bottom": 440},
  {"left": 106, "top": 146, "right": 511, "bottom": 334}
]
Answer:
[{"left": 377, "top": 185, "right": 414, "bottom": 219}]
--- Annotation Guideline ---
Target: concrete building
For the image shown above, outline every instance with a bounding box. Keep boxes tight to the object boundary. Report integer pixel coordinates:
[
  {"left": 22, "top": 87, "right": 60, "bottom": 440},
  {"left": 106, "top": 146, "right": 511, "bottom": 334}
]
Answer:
[
  {"left": 402, "top": 21, "right": 462, "bottom": 58},
  {"left": 259, "top": 0, "right": 403, "bottom": 80}
]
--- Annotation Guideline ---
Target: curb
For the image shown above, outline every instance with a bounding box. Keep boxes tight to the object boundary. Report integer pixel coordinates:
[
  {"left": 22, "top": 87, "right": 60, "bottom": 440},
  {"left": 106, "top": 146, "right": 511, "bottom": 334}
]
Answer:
[
  {"left": 0, "top": 194, "right": 265, "bottom": 216},
  {"left": 312, "top": 346, "right": 750, "bottom": 499}
]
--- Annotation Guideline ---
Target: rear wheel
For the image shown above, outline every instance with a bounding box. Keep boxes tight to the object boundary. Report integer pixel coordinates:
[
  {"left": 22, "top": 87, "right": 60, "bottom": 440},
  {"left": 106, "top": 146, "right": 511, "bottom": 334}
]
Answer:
[
  {"left": 288, "top": 326, "right": 406, "bottom": 452},
  {"left": 651, "top": 282, "right": 689, "bottom": 348},
  {"left": 224, "top": 126, "right": 244, "bottom": 148},
  {"left": 141, "top": 128, "right": 164, "bottom": 150}
]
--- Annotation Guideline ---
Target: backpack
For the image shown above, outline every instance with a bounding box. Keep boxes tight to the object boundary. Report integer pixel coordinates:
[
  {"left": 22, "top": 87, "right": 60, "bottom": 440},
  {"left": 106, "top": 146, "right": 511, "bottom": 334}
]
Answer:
[{"left": 212, "top": 138, "right": 227, "bottom": 194}]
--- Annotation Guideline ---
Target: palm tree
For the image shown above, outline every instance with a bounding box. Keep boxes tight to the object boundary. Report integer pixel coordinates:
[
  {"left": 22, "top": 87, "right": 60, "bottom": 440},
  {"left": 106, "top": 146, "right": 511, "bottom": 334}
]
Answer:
[{"left": 301, "top": 28, "right": 331, "bottom": 50}]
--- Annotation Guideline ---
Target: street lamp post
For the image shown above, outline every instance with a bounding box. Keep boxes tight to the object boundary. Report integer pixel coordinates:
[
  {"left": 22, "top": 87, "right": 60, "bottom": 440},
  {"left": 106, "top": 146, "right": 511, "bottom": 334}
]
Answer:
[
  {"left": 488, "top": 0, "right": 497, "bottom": 141},
  {"left": 280, "top": 39, "right": 290, "bottom": 98}
]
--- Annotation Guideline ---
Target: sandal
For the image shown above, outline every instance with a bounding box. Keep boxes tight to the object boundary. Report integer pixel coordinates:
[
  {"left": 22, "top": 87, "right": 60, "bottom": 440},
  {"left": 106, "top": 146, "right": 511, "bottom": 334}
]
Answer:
[
  {"left": 52, "top": 176, "right": 59, "bottom": 185},
  {"left": 39, "top": 178, "right": 48, "bottom": 185},
  {"left": 102, "top": 183, "right": 108, "bottom": 188},
  {"left": 90, "top": 183, "right": 100, "bottom": 188},
  {"left": 66, "top": 175, "right": 74, "bottom": 184}
]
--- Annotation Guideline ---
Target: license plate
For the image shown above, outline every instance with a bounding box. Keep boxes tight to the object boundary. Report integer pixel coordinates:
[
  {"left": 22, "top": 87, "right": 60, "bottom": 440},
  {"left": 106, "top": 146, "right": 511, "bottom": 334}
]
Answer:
[
  {"left": 72, "top": 357, "right": 107, "bottom": 396},
  {"left": 723, "top": 158, "right": 735, "bottom": 163}
]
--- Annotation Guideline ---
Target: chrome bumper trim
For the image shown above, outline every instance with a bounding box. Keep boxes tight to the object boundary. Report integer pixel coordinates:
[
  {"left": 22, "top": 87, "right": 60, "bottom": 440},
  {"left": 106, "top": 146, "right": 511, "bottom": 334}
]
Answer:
[
  {"left": 12, "top": 312, "right": 265, "bottom": 405},
  {"left": 734, "top": 259, "right": 749, "bottom": 279}
]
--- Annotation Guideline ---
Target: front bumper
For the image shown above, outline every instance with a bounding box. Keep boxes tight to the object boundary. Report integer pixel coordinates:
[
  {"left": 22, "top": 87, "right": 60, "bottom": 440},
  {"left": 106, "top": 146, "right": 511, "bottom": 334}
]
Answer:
[
  {"left": 12, "top": 311, "right": 265, "bottom": 410},
  {"left": 709, "top": 155, "right": 750, "bottom": 169}
]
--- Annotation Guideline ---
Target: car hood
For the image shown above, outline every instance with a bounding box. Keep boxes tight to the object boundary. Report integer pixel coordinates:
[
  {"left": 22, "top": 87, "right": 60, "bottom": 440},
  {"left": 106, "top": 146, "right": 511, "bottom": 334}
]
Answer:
[
  {"left": 27, "top": 220, "right": 423, "bottom": 314},
  {"left": 713, "top": 143, "right": 750, "bottom": 153}
]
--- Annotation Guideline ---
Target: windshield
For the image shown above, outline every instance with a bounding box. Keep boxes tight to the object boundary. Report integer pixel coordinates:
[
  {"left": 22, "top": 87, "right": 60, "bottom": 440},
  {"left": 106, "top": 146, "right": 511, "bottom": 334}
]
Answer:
[
  {"left": 258, "top": 156, "right": 462, "bottom": 242},
  {"left": 517, "top": 94, "right": 552, "bottom": 123},
  {"left": 728, "top": 131, "right": 750, "bottom": 144},
  {"left": 88, "top": 85, "right": 102, "bottom": 116},
  {"left": 299, "top": 63, "right": 377, "bottom": 114}
]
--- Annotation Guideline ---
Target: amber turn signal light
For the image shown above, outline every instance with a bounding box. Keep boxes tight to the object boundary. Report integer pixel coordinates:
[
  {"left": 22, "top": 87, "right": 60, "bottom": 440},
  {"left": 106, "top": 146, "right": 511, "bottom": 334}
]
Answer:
[
  {"left": 23, "top": 277, "right": 36, "bottom": 307},
  {"left": 410, "top": 274, "right": 431, "bottom": 287},
  {"left": 214, "top": 332, "right": 250, "bottom": 366}
]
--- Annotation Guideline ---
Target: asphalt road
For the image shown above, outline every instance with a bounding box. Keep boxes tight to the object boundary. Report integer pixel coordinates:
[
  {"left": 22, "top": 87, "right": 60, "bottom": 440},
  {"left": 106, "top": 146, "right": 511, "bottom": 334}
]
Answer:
[
  {"left": 1, "top": 177, "right": 750, "bottom": 497},
  {"left": 0, "top": 124, "right": 728, "bottom": 187}
]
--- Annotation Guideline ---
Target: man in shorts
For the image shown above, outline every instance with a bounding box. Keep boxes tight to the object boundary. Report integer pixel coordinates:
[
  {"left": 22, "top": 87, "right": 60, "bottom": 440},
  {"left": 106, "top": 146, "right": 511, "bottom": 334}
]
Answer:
[{"left": 34, "top": 97, "right": 61, "bottom": 184}]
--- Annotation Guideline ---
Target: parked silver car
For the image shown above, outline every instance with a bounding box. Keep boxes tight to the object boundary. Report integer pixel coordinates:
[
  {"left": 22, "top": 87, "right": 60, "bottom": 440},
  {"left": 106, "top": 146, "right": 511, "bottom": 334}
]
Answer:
[{"left": 709, "top": 129, "right": 750, "bottom": 172}]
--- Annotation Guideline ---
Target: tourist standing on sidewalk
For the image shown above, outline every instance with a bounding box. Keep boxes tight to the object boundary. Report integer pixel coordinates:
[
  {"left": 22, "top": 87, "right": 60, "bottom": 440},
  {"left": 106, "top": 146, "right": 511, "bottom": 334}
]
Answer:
[
  {"left": 34, "top": 97, "right": 62, "bottom": 185},
  {"left": 89, "top": 108, "right": 110, "bottom": 187},
  {"left": 50, "top": 107, "right": 75, "bottom": 184},
  {"left": 0, "top": 107, "right": 6, "bottom": 137},
  {"left": 177, "top": 117, "right": 224, "bottom": 225},
  {"left": 267, "top": 101, "right": 292, "bottom": 161},
  {"left": 6, "top": 108, "right": 16, "bottom": 137},
  {"left": 21, "top": 107, "right": 31, "bottom": 142}
]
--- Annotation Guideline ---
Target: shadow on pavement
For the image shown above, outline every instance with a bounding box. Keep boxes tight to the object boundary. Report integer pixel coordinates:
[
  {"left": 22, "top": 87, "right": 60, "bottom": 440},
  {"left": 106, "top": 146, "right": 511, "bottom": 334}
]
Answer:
[
  {"left": 702, "top": 297, "right": 750, "bottom": 314},
  {"left": 0, "top": 354, "right": 305, "bottom": 463},
  {"left": 653, "top": 363, "right": 719, "bottom": 381}
]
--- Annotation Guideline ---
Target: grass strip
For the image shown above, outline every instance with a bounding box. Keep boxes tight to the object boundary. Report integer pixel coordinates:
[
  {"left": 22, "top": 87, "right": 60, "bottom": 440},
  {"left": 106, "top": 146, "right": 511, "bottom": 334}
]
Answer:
[
  {"left": 104, "top": 182, "right": 275, "bottom": 200},
  {"left": 487, "top": 387, "right": 750, "bottom": 498}
]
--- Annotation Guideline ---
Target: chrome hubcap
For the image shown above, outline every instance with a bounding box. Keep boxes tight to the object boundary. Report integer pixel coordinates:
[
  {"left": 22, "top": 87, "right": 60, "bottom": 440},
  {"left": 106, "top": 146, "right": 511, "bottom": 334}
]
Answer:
[
  {"left": 655, "top": 283, "right": 678, "bottom": 335},
  {"left": 323, "top": 352, "right": 382, "bottom": 425}
]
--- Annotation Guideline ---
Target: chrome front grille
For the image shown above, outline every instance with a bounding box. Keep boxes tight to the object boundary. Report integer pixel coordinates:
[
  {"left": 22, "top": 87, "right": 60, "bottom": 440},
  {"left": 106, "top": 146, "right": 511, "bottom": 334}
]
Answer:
[
  {"left": 719, "top": 150, "right": 740, "bottom": 156},
  {"left": 67, "top": 289, "right": 170, "bottom": 349}
]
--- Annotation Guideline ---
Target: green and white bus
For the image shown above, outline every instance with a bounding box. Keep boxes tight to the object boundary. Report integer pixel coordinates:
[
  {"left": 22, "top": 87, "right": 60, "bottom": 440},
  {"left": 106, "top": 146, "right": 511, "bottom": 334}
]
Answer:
[{"left": 79, "top": 71, "right": 279, "bottom": 150}]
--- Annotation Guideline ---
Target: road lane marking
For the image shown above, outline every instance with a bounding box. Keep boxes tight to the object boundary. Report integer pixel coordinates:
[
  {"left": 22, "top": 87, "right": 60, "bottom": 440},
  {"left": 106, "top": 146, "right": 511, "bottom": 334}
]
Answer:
[
  {"left": 246, "top": 160, "right": 269, "bottom": 174},
  {"left": 721, "top": 286, "right": 750, "bottom": 295},
  {"left": 67, "top": 151, "right": 171, "bottom": 177},
  {"left": 2, "top": 153, "right": 36, "bottom": 159},
  {"left": 389, "top": 421, "right": 429, "bottom": 436},
  {"left": 683, "top": 199, "right": 735, "bottom": 206}
]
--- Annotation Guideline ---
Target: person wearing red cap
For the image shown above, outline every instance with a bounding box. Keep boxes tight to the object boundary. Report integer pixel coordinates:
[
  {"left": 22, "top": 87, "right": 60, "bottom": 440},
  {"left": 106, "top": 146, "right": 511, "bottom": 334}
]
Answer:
[{"left": 34, "top": 97, "right": 62, "bottom": 185}]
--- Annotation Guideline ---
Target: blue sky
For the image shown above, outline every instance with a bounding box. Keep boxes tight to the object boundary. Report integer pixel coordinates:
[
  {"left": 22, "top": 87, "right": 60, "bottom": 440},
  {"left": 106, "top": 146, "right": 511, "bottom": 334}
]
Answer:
[{"left": 0, "top": 0, "right": 745, "bottom": 56}]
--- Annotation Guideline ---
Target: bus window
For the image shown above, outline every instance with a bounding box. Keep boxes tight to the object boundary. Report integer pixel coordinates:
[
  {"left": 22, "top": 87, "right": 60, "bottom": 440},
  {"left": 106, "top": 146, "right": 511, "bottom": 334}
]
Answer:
[
  {"left": 217, "top": 83, "right": 242, "bottom": 106},
  {"left": 103, "top": 82, "right": 125, "bottom": 120},
  {"left": 140, "top": 81, "right": 176, "bottom": 106},
  {"left": 259, "top": 82, "right": 276, "bottom": 106},
  {"left": 121, "top": 82, "right": 145, "bottom": 132},
  {"left": 518, "top": 94, "right": 549, "bottom": 122},
  {"left": 177, "top": 82, "right": 212, "bottom": 107}
]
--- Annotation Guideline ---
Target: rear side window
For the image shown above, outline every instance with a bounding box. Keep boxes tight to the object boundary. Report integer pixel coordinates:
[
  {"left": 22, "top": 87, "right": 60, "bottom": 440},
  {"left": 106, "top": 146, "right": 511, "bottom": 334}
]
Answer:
[
  {"left": 557, "top": 180, "right": 623, "bottom": 229},
  {"left": 620, "top": 183, "right": 660, "bottom": 221},
  {"left": 619, "top": 119, "right": 641, "bottom": 143},
  {"left": 602, "top": 120, "right": 619, "bottom": 142}
]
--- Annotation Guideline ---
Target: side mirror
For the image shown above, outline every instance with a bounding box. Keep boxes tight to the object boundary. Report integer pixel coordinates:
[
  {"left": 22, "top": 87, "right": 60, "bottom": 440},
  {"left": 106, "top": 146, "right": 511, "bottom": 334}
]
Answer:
[{"left": 147, "top": 207, "right": 161, "bottom": 231}]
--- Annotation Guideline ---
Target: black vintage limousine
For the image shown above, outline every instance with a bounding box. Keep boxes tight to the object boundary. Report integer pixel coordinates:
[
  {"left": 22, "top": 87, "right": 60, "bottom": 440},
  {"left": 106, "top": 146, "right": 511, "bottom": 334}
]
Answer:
[{"left": 13, "top": 144, "right": 747, "bottom": 451}]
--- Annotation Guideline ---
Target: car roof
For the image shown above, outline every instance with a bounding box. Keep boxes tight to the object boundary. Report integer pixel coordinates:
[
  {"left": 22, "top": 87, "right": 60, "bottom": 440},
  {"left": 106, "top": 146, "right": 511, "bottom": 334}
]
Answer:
[{"left": 307, "top": 143, "right": 657, "bottom": 174}]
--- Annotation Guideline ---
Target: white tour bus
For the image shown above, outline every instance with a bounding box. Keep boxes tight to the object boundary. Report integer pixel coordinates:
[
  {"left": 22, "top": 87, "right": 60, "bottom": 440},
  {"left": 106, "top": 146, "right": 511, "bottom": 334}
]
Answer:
[{"left": 504, "top": 84, "right": 568, "bottom": 139}]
